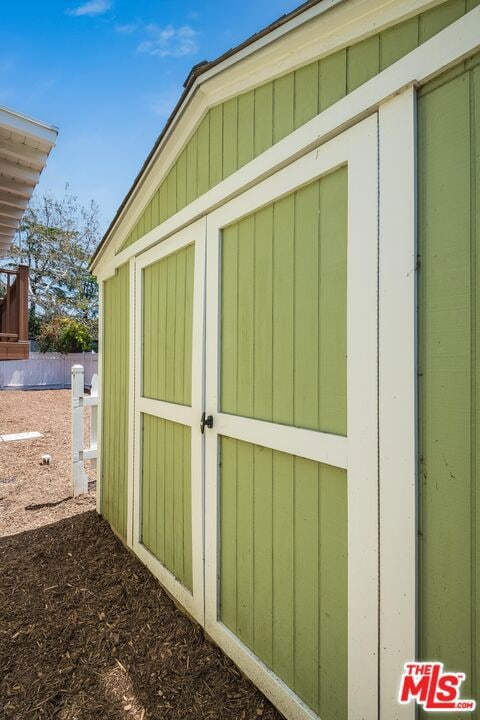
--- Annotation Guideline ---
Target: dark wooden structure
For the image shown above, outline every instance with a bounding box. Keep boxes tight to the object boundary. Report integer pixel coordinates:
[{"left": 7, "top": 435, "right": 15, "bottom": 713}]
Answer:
[{"left": 0, "top": 265, "right": 29, "bottom": 360}]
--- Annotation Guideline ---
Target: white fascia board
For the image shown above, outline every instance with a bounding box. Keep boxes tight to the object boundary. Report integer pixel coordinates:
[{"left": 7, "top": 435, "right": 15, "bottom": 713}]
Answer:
[
  {"left": 94, "top": 5, "right": 480, "bottom": 281},
  {"left": 91, "top": 0, "right": 451, "bottom": 274},
  {"left": 0, "top": 106, "right": 57, "bottom": 149}
]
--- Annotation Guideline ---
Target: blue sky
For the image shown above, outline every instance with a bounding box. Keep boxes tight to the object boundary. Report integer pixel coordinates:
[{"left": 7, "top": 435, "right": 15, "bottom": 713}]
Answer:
[{"left": 1, "top": 0, "right": 300, "bottom": 232}]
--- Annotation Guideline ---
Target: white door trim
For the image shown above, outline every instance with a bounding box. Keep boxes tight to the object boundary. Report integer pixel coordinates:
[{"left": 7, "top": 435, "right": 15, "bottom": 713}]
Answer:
[
  {"left": 345, "top": 113, "right": 379, "bottom": 720},
  {"left": 214, "top": 413, "right": 348, "bottom": 469},
  {"left": 378, "top": 87, "right": 417, "bottom": 720},
  {"left": 130, "top": 217, "right": 206, "bottom": 625},
  {"left": 204, "top": 115, "right": 379, "bottom": 720}
]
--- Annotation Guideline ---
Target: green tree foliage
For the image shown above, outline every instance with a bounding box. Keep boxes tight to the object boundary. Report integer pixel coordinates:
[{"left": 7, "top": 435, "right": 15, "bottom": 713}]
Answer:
[
  {"left": 6, "top": 186, "right": 100, "bottom": 335},
  {"left": 37, "top": 316, "right": 93, "bottom": 354}
]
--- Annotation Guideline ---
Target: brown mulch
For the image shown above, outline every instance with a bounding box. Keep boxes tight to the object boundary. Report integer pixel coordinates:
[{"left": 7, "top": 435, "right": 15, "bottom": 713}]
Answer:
[{"left": 0, "top": 390, "right": 283, "bottom": 720}]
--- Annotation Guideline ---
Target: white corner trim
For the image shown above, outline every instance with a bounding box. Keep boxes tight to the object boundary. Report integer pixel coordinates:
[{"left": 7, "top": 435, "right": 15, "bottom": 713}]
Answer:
[
  {"left": 92, "top": 0, "right": 453, "bottom": 274},
  {"left": 379, "top": 87, "right": 417, "bottom": 720},
  {"left": 94, "top": 4, "right": 480, "bottom": 280},
  {"left": 127, "top": 257, "right": 136, "bottom": 548},
  {"left": 96, "top": 280, "right": 104, "bottom": 516}
]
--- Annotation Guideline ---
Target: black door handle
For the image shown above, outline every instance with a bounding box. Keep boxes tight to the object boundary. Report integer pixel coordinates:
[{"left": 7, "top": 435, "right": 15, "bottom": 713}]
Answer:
[{"left": 200, "top": 412, "right": 214, "bottom": 434}]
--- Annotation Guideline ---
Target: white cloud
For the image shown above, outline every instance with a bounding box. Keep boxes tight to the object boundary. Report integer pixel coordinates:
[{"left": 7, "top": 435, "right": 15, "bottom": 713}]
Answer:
[
  {"left": 114, "top": 22, "right": 138, "bottom": 34},
  {"left": 137, "top": 24, "right": 198, "bottom": 58},
  {"left": 67, "top": 0, "right": 112, "bottom": 17}
]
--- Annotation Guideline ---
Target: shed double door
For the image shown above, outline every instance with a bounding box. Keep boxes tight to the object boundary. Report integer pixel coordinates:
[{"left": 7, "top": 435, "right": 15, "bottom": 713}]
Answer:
[{"left": 134, "top": 113, "right": 380, "bottom": 720}]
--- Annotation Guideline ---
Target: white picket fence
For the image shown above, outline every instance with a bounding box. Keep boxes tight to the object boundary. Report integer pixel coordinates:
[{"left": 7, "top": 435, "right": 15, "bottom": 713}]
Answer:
[
  {"left": 0, "top": 352, "right": 97, "bottom": 390},
  {"left": 71, "top": 365, "right": 98, "bottom": 497}
]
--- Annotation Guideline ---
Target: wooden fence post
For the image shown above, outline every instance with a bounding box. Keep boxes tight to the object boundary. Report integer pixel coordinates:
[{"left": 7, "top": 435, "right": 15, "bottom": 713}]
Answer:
[
  {"left": 72, "top": 364, "right": 88, "bottom": 496},
  {"left": 17, "top": 265, "right": 28, "bottom": 343}
]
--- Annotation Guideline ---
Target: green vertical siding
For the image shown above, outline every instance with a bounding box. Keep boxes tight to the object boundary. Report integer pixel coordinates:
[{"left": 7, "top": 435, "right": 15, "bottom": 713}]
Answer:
[
  {"left": 219, "top": 168, "right": 348, "bottom": 718},
  {"left": 418, "top": 55, "right": 480, "bottom": 714},
  {"left": 220, "top": 437, "right": 347, "bottom": 719},
  {"left": 102, "top": 264, "right": 129, "bottom": 540},
  {"left": 347, "top": 34, "right": 380, "bottom": 92},
  {"left": 142, "top": 244, "right": 194, "bottom": 405},
  {"left": 141, "top": 414, "right": 192, "bottom": 591},
  {"left": 221, "top": 168, "right": 347, "bottom": 435},
  {"left": 119, "top": 0, "right": 478, "bottom": 253}
]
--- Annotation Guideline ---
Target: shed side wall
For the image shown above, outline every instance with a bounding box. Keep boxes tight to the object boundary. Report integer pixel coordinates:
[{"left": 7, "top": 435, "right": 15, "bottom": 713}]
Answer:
[
  {"left": 101, "top": 263, "right": 129, "bottom": 540},
  {"left": 418, "top": 53, "right": 480, "bottom": 712}
]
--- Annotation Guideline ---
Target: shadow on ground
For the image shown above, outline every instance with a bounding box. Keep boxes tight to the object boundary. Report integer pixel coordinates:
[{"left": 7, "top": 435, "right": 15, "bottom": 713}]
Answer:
[{"left": 0, "top": 510, "right": 281, "bottom": 720}]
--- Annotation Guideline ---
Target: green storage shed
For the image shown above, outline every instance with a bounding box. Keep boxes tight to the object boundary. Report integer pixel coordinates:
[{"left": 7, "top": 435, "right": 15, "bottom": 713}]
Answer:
[{"left": 90, "top": 1, "right": 480, "bottom": 717}]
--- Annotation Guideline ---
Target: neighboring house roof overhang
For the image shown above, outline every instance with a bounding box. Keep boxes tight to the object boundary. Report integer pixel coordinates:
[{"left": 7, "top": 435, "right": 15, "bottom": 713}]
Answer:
[{"left": 0, "top": 105, "right": 58, "bottom": 257}]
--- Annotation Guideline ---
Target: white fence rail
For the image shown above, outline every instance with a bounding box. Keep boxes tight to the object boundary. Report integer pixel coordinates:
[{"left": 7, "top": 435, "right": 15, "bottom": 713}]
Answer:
[
  {"left": 0, "top": 352, "right": 97, "bottom": 390},
  {"left": 72, "top": 365, "right": 98, "bottom": 497}
]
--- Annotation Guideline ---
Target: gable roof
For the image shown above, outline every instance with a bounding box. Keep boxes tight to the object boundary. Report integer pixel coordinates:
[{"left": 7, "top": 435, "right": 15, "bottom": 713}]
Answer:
[{"left": 90, "top": 0, "right": 337, "bottom": 269}]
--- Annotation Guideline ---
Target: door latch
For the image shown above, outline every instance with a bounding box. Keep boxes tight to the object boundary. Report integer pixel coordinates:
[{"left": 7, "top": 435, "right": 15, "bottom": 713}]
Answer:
[{"left": 200, "top": 412, "right": 214, "bottom": 434}]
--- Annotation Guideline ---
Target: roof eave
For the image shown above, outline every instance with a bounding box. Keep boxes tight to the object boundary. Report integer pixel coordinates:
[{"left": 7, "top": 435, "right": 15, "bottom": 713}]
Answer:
[{"left": 0, "top": 106, "right": 58, "bottom": 258}]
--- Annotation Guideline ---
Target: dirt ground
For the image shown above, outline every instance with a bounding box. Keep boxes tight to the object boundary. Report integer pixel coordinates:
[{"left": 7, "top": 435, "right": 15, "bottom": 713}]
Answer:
[
  {"left": 0, "top": 390, "right": 282, "bottom": 720},
  {"left": 0, "top": 390, "right": 96, "bottom": 537}
]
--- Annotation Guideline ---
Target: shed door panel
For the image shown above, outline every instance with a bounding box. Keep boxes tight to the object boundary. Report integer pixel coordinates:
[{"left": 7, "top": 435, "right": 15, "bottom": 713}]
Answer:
[
  {"left": 142, "top": 415, "right": 192, "bottom": 591},
  {"left": 219, "top": 167, "right": 348, "bottom": 718},
  {"left": 133, "top": 220, "right": 205, "bottom": 625},
  {"left": 205, "top": 116, "right": 379, "bottom": 720},
  {"left": 143, "top": 243, "right": 194, "bottom": 405},
  {"left": 141, "top": 246, "right": 195, "bottom": 588},
  {"left": 220, "top": 167, "right": 347, "bottom": 434},
  {"left": 220, "top": 438, "right": 348, "bottom": 718}
]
